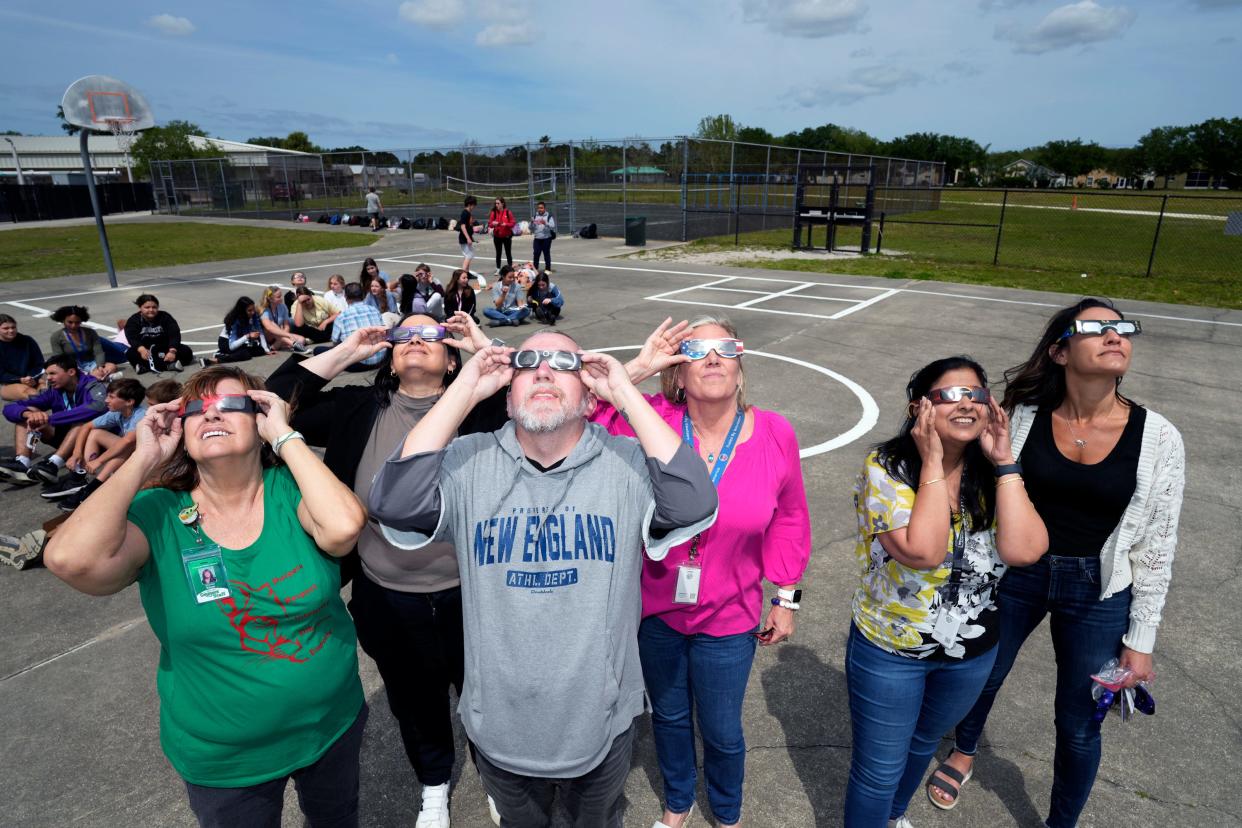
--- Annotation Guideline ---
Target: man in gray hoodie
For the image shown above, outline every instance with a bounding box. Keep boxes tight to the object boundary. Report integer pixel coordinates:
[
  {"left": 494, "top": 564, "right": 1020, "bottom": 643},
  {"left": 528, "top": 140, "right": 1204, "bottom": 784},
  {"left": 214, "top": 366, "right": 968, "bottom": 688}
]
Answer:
[{"left": 370, "top": 331, "right": 717, "bottom": 828}]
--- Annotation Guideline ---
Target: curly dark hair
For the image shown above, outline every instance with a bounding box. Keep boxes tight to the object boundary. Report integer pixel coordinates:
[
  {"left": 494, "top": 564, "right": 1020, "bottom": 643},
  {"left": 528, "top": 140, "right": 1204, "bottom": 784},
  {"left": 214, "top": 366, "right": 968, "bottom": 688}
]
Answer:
[{"left": 51, "top": 305, "right": 90, "bottom": 323}]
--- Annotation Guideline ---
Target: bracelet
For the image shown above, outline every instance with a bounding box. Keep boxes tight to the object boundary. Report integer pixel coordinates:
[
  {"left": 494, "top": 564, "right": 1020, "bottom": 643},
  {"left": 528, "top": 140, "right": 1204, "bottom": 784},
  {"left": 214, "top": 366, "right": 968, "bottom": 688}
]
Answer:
[
  {"left": 918, "top": 478, "right": 945, "bottom": 488},
  {"left": 771, "top": 598, "right": 800, "bottom": 611},
  {"left": 996, "top": 476, "right": 1024, "bottom": 489},
  {"left": 271, "top": 430, "right": 305, "bottom": 458},
  {"left": 995, "top": 462, "right": 1023, "bottom": 477}
]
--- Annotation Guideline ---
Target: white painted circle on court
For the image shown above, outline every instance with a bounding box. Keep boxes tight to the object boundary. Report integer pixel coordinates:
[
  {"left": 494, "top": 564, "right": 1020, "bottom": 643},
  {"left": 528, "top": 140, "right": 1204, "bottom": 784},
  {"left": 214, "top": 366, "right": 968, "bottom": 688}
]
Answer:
[{"left": 590, "top": 346, "right": 878, "bottom": 459}]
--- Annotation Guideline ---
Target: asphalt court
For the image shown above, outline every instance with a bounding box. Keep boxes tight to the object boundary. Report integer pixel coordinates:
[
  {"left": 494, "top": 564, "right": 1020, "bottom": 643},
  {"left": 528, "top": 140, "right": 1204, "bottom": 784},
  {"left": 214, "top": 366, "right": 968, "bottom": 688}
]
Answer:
[{"left": 1, "top": 228, "right": 1240, "bottom": 826}]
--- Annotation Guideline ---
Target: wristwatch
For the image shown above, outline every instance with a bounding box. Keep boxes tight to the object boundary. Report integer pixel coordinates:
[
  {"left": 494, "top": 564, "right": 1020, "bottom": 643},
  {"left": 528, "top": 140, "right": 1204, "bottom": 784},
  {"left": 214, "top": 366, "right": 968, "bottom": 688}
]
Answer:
[
  {"left": 777, "top": 587, "right": 802, "bottom": 603},
  {"left": 489, "top": 337, "right": 507, "bottom": 348},
  {"left": 994, "top": 463, "right": 1023, "bottom": 477}
]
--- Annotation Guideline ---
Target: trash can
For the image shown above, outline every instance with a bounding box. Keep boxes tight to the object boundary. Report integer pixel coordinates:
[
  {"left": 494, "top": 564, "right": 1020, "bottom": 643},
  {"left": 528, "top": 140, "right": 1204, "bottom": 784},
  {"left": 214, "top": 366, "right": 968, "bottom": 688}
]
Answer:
[{"left": 624, "top": 215, "right": 647, "bottom": 247}]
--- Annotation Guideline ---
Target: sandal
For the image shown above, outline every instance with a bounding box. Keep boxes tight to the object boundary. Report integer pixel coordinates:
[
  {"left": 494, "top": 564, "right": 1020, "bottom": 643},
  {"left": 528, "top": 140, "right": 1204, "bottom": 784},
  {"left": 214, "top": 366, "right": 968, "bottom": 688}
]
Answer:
[{"left": 926, "top": 756, "right": 972, "bottom": 811}]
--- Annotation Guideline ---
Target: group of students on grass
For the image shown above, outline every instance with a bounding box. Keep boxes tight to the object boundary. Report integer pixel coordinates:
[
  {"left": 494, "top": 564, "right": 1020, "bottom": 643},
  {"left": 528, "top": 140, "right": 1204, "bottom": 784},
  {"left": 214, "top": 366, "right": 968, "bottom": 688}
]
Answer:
[{"left": 3, "top": 293, "right": 1182, "bottom": 828}]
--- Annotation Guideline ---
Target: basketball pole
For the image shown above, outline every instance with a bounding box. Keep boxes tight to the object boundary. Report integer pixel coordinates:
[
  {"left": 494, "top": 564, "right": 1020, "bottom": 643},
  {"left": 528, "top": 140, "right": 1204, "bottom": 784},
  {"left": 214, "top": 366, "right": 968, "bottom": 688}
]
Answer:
[{"left": 79, "top": 129, "right": 119, "bottom": 288}]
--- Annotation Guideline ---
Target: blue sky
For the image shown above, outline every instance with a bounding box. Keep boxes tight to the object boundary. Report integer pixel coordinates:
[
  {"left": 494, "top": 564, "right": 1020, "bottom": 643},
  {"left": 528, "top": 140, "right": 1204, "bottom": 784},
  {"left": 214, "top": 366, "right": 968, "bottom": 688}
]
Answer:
[{"left": 2, "top": 0, "right": 1238, "bottom": 151}]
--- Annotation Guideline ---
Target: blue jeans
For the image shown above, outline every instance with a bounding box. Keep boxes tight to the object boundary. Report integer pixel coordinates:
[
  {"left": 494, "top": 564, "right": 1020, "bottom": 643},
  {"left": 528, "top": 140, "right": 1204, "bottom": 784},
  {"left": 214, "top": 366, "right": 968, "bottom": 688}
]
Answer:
[
  {"left": 533, "top": 237, "right": 552, "bottom": 270},
  {"left": 483, "top": 306, "right": 530, "bottom": 325},
  {"left": 953, "top": 555, "right": 1131, "bottom": 828},
  {"left": 844, "top": 624, "right": 998, "bottom": 826},
  {"left": 638, "top": 615, "right": 756, "bottom": 825}
]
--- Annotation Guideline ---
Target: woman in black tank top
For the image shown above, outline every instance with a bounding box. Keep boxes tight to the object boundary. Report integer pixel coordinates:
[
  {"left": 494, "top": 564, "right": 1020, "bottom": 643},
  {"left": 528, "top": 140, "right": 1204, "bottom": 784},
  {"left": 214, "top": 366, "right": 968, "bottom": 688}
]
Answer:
[{"left": 928, "top": 298, "right": 1184, "bottom": 828}]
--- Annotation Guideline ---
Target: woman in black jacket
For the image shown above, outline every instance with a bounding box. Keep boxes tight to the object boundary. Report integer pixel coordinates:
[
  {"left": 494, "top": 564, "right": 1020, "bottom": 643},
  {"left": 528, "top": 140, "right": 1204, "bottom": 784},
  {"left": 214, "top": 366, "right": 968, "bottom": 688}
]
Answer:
[
  {"left": 123, "top": 294, "right": 194, "bottom": 373},
  {"left": 265, "top": 311, "right": 506, "bottom": 827}
]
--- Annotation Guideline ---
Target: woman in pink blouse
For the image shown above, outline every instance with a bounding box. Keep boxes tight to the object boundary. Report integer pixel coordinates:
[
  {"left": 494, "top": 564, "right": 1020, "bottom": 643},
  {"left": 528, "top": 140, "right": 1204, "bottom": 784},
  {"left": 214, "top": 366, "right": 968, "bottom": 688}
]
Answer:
[{"left": 591, "top": 315, "right": 811, "bottom": 828}]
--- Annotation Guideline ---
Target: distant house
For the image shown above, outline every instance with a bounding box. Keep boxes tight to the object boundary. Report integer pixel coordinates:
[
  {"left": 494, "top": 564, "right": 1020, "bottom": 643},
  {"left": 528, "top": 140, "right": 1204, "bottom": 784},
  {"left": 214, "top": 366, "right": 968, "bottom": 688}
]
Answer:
[
  {"left": 999, "top": 159, "right": 1064, "bottom": 187},
  {"left": 610, "top": 165, "right": 667, "bottom": 184}
]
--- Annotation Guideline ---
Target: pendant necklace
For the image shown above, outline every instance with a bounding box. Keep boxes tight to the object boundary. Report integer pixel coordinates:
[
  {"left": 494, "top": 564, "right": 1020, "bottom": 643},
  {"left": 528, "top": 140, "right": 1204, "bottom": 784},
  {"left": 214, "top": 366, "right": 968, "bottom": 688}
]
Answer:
[
  {"left": 692, "top": 423, "right": 720, "bottom": 463},
  {"left": 1060, "top": 411, "right": 1090, "bottom": 448}
]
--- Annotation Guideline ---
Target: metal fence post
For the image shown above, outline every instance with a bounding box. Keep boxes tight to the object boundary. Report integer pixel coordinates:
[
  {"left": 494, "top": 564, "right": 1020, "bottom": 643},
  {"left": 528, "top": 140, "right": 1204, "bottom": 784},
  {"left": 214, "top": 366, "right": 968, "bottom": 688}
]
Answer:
[
  {"left": 733, "top": 179, "right": 741, "bottom": 246},
  {"left": 568, "top": 142, "right": 576, "bottom": 230},
  {"left": 319, "top": 155, "right": 329, "bottom": 211},
  {"left": 992, "top": 189, "right": 1009, "bottom": 265},
  {"left": 281, "top": 156, "right": 293, "bottom": 219},
  {"left": 406, "top": 150, "right": 416, "bottom": 222},
  {"left": 218, "top": 159, "right": 231, "bottom": 217},
  {"left": 1145, "top": 194, "right": 1169, "bottom": 278},
  {"left": 762, "top": 145, "right": 771, "bottom": 229},
  {"left": 622, "top": 140, "right": 628, "bottom": 230},
  {"left": 681, "top": 138, "right": 689, "bottom": 242},
  {"left": 246, "top": 158, "right": 259, "bottom": 217},
  {"left": 526, "top": 143, "right": 536, "bottom": 218},
  {"left": 728, "top": 141, "right": 735, "bottom": 212}
]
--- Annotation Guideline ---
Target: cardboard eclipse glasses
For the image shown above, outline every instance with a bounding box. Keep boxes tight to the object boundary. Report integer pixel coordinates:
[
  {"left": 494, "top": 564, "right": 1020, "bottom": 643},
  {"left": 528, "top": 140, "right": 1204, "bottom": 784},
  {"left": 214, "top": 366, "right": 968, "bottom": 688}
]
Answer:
[{"left": 179, "top": 394, "right": 258, "bottom": 419}]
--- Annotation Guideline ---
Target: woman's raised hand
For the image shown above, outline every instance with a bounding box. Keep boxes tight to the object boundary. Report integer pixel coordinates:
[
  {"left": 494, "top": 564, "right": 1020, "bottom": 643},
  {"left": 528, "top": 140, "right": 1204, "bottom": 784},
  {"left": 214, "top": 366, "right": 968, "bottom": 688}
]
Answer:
[
  {"left": 342, "top": 325, "right": 392, "bottom": 362},
  {"left": 442, "top": 311, "right": 491, "bottom": 354},
  {"left": 980, "top": 397, "right": 1016, "bottom": 466},
  {"left": 910, "top": 397, "right": 944, "bottom": 466},
  {"left": 247, "top": 389, "right": 292, "bottom": 446},
  {"left": 627, "top": 317, "right": 692, "bottom": 383},
  {"left": 134, "top": 402, "right": 184, "bottom": 467}
]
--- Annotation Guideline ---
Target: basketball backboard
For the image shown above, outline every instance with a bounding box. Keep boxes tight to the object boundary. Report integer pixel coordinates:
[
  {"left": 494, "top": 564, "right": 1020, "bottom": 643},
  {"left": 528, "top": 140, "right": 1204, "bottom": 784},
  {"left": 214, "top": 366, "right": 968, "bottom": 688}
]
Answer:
[{"left": 60, "top": 75, "right": 155, "bottom": 132}]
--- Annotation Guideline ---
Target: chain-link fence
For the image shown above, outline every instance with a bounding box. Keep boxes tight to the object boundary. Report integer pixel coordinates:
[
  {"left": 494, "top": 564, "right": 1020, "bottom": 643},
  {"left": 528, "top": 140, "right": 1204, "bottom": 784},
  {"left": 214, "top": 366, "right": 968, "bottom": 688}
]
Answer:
[{"left": 150, "top": 137, "right": 944, "bottom": 242}]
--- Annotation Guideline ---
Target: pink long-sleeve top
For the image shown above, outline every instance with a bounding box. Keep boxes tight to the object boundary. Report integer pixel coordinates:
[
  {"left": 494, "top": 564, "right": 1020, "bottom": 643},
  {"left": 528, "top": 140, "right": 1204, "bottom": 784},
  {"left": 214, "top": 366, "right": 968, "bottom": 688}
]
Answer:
[{"left": 592, "top": 393, "right": 811, "bottom": 636}]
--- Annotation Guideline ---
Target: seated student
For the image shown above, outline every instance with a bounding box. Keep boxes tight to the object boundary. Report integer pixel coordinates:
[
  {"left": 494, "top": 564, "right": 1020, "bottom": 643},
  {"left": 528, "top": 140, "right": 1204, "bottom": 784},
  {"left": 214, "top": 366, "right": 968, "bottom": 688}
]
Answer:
[
  {"left": 260, "top": 286, "right": 309, "bottom": 352},
  {"left": 0, "top": 354, "right": 107, "bottom": 486},
  {"left": 124, "top": 294, "right": 194, "bottom": 373},
  {"left": 327, "top": 283, "right": 386, "bottom": 371},
  {"left": 527, "top": 272, "right": 564, "bottom": 325},
  {"left": 323, "top": 274, "right": 349, "bottom": 313},
  {"left": 200, "top": 297, "right": 273, "bottom": 367},
  {"left": 283, "top": 271, "right": 310, "bottom": 310},
  {"left": 1, "top": 314, "right": 45, "bottom": 402},
  {"left": 399, "top": 265, "right": 446, "bottom": 321},
  {"left": 442, "top": 269, "right": 477, "bottom": 322},
  {"left": 49, "top": 305, "right": 119, "bottom": 382},
  {"left": 482, "top": 265, "right": 530, "bottom": 327},
  {"left": 364, "top": 276, "right": 401, "bottom": 327},
  {"left": 43, "top": 377, "right": 148, "bottom": 502},
  {"left": 290, "top": 286, "right": 338, "bottom": 343},
  {"left": 57, "top": 379, "right": 181, "bottom": 512}
]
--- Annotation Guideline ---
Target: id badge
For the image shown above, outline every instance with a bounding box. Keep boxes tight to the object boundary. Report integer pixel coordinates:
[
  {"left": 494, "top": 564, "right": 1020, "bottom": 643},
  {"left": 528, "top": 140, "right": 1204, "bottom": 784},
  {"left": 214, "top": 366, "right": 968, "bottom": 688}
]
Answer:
[
  {"left": 930, "top": 605, "right": 963, "bottom": 647},
  {"left": 673, "top": 562, "right": 702, "bottom": 605},
  {"left": 181, "top": 545, "right": 231, "bottom": 604}
]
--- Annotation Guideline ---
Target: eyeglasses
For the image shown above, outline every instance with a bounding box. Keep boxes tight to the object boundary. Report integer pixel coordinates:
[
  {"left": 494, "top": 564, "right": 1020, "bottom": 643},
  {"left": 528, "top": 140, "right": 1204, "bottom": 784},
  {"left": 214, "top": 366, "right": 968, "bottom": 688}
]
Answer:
[
  {"left": 180, "top": 394, "right": 257, "bottom": 419},
  {"left": 927, "top": 386, "right": 992, "bottom": 405},
  {"left": 1060, "top": 319, "right": 1142, "bottom": 340},
  {"left": 509, "top": 349, "right": 582, "bottom": 371},
  {"left": 388, "top": 325, "right": 447, "bottom": 343},
  {"left": 679, "top": 338, "right": 744, "bottom": 360}
]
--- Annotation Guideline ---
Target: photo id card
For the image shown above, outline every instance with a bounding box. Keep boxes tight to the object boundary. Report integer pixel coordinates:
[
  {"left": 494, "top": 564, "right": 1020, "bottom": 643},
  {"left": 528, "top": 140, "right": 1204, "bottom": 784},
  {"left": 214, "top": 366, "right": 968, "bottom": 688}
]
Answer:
[
  {"left": 930, "top": 605, "right": 964, "bottom": 647},
  {"left": 181, "top": 545, "right": 231, "bottom": 604},
  {"left": 674, "top": 563, "right": 702, "bottom": 605}
]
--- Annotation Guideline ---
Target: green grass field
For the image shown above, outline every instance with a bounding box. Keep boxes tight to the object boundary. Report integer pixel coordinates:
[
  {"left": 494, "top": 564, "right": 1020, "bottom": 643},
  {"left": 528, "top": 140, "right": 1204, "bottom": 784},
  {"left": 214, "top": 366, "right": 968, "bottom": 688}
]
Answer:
[{"left": 0, "top": 223, "right": 378, "bottom": 282}]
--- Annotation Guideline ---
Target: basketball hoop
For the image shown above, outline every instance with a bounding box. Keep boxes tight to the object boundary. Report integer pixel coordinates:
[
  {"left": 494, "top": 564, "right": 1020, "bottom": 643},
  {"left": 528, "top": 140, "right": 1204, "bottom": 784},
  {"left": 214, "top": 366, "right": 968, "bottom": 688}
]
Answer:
[{"left": 106, "top": 117, "right": 138, "bottom": 171}]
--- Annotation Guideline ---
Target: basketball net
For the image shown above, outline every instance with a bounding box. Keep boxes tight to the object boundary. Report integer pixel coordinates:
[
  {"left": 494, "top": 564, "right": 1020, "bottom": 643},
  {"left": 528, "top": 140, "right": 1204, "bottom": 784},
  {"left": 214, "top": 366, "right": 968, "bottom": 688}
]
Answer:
[{"left": 106, "top": 118, "right": 138, "bottom": 178}]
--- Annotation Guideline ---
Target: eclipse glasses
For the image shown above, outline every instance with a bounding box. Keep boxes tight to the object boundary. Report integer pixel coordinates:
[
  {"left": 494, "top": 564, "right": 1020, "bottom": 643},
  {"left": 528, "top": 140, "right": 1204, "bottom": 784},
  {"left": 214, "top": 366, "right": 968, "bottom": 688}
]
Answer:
[
  {"left": 508, "top": 349, "right": 582, "bottom": 372},
  {"left": 179, "top": 394, "right": 257, "bottom": 419},
  {"left": 679, "top": 338, "right": 744, "bottom": 360},
  {"left": 927, "top": 386, "right": 992, "bottom": 405},
  {"left": 388, "top": 325, "right": 447, "bottom": 343},
  {"left": 1059, "top": 319, "right": 1142, "bottom": 340}
]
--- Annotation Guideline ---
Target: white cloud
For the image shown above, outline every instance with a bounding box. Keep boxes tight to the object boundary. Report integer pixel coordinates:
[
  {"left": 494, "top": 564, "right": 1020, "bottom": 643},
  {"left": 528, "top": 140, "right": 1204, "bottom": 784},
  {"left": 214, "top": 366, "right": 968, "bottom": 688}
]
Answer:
[
  {"left": 146, "top": 14, "right": 195, "bottom": 36},
  {"left": 743, "top": 0, "right": 868, "bottom": 38},
  {"left": 997, "top": 1, "right": 1136, "bottom": 54},
  {"left": 385, "top": 52, "right": 399, "bottom": 64},
  {"left": 789, "top": 65, "right": 919, "bottom": 106},
  {"left": 476, "top": 22, "right": 535, "bottom": 46},
  {"left": 397, "top": 0, "right": 463, "bottom": 28}
]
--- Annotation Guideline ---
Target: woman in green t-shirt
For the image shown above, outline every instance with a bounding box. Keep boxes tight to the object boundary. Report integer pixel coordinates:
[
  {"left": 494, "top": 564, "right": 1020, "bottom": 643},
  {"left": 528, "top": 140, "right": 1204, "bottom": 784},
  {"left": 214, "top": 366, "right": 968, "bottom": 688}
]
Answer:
[{"left": 45, "top": 366, "right": 369, "bottom": 826}]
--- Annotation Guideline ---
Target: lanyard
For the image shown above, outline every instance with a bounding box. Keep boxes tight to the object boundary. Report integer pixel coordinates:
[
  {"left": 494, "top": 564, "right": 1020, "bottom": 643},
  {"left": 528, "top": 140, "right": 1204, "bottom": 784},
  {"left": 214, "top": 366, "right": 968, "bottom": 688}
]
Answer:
[
  {"left": 681, "top": 408, "right": 745, "bottom": 487},
  {"left": 64, "top": 329, "right": 88, "bottom": 359},
  {"left": 680, "top": 408, "right": 745, "bottom": 561},
  {"left": 945, "top": 491, "right": 968, "bottom": 603}
]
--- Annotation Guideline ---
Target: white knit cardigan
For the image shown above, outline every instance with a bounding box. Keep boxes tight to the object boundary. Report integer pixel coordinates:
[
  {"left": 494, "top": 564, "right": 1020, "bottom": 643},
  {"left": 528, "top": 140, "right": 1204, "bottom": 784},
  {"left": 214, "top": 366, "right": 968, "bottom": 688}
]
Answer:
[{"left": 1009, "top": 404, "right": 1185, "bottom": 654}]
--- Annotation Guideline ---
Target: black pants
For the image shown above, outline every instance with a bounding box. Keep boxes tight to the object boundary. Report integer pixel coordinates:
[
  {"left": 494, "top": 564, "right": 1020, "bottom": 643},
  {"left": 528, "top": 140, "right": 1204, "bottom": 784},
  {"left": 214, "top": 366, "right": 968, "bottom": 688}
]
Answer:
[
  {"left": 349, "top": 571, "right": 464, "bottom": 786},
  {"left": 214, "top": 336, "right": 266, "bottom": 363},
  {"left": 473, "top": 721, "right": 635, "bottom": 828},
  {"left": 184, "top": 704, "right": 368, "bottom": 828},
  {"left": 127, "top": 344, "right": 194, "bottom": 370},
  {"left": 291, "top": 322, "right": 333, "bottom": 344},
  {"left": 531, "top": 302, "right": 561, "bottom": 323},
  {"left": 532, "top": 237, "right": 552, "bottom": 270},
  {"left": 494, "top": 235, "right": 513, "bottom": 269}
]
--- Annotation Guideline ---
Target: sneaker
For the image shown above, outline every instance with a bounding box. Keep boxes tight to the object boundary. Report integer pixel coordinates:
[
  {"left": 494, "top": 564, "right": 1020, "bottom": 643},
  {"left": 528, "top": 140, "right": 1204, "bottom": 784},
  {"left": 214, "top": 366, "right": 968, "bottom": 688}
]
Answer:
[
  {"left": 171, "top": 360, "right": 183, "bottom": 372},
  {"left": 292, "top": 340, "right": 307, "bottom": 353},
  {"left": 0, "top": 530, "right": 47, "bottom": 570},
  {"left": 58, "top": 478, "right": 101, "bottom": 512},
  {"left": 487, "top": 795, "right": 501, "bottom": 826},
  {"left": 0, "top": 457, "right": 35, "bottom": 484},
  {"left": 148, "top": 355, "right": 158, "bottom": 373},
  {"left": 136, "top": 362, "right": 152, "bottom": 375},
  {"left": 888, "top": 817, "right": 915, "bottom": 828},
  {"left": 415, "top": 783, "right": 450, "bottom": 828},
  {"left": 198, "top": 357, "right": 211, "bottom": 369},
  {"left": 40, "top": 471, "right": 89, "bottom": 500},
  {"left": 106, "top": 370, "right": 125, "bottom": 382},
  {"left": 29, "top": 458, "right": 61, "bottom": 485}
]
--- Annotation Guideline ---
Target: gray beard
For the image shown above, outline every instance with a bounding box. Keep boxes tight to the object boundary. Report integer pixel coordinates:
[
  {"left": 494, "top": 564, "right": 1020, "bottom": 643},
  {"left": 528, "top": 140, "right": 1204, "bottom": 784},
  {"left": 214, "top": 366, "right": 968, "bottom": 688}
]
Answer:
[{"left": 514, "top": 394, "right": 590, "bottom": 434}]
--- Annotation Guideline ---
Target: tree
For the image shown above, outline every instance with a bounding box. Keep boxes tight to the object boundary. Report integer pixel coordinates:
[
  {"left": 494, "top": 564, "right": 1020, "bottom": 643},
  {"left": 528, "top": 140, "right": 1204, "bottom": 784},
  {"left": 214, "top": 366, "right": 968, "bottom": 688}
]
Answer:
[
  {"left": 282, "top": 131, "right": 321, "bottom": 153},
  {"left": 737, "top": 126, "right": 775, "bottom": 145},
  {"left": 695, "top": 114, "right": 739, "bottom": 142},
  {"left": 129, "top": 120, "right": 218, "bottom": 180},
  {"left": 245, "top": 135, "right": 287, "bottom": 148},
  {"left": 1136, "top": 125, "right": 1195, "bottom": 188},
  {"left": 1189, "top": 117, "right": 1242, "bottom": 188},
  {"left": 56, "top": 105, "right": 81, "bottom": 136},
  {"left": 778, "top": 123, "right": 881, "bottom": 155},
  {"left": 884, "top": 132, "right": 987, "bottom": 183},
  {"left": 1, "top": 130, "right": 21, "bottom": 136},
  {"left": 1035, "top": 139, "right": 1103, "bottom": 179}
]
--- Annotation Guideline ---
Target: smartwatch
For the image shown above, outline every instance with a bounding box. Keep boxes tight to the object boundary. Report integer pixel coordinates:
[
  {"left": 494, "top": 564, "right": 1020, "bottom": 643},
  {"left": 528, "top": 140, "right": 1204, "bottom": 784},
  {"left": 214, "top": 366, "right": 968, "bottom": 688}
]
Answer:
[
  {"left": 489, "top": 337, "right": 507, "bottom": 348},
  {"left": 777, "top": 587, "right": 802, "bottom": 603},
  {"left": 994, "top": 463, "right": 1022, "bottom": 477}
]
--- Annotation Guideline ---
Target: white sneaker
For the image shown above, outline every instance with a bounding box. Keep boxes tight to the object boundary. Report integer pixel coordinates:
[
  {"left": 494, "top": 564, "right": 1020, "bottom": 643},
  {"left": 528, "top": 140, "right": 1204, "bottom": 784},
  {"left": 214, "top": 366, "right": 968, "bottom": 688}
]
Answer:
[
  {"left": 889, "top": 816, "right": 915, "bottom": 828},
  {"left": 416, "top": 783, "right": 450, "bottom": 828},
  {"left": 106, "top": 370, "right": 125, "bottom": 381},
  {"left": 487, "top": 794, "right": 501, "bottom": 826}
]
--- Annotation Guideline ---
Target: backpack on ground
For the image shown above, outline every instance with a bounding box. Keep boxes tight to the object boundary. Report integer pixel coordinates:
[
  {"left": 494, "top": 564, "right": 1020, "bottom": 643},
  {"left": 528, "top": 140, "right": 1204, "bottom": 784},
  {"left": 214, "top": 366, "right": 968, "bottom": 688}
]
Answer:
[
  {"left": 412, "top": 218, "right": 426, "bottom": 229},
  {"left": 398, "top": 217, "right": 412, "bottom": 229},
  {"left": 576, "top": 223, "right": 598, "bottom": 239},
  {"left": 436, "top": 216, "right": 449, "bottom": 230},
  {"left": 317, "top": 214, "right": 330, "bottom": 224},
  {"left": 329, "top": 214, "right": 342, "bottom": 225}
]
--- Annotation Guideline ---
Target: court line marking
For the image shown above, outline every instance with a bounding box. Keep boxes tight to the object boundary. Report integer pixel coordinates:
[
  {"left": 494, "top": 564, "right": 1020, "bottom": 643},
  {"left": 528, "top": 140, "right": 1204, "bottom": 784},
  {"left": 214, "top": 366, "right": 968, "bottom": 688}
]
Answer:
[
  {"left": 735, "top": 282, "right": 816, "bottom": 308},
  {"left": 830, "top": 288, "right": 902, "bottom": 320},
  {"left": 646, "top": 298, "right": 848, "bottom": 322},
  {"left": 591, "top": 346, "right": 878, "bottom": 459}
]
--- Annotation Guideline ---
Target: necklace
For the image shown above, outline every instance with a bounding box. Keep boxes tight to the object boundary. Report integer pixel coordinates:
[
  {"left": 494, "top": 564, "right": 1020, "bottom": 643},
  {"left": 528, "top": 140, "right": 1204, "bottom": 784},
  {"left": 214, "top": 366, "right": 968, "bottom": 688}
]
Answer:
[
  {"left": 691, "top": 422, "right": 725, "bottom": 463},
  {"left": 1058, "top": 411, "right": 1092, "bottom": 448}
]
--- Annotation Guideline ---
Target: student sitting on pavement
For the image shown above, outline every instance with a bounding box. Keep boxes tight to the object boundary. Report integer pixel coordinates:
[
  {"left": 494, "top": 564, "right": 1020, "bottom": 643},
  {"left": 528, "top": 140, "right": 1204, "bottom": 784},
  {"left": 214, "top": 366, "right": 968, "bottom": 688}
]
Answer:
[
  {"left": 290, "top": 286, "right": 339, "bottom": 344},
  {"left": 399, "top": 265, "right": 446, "bottom": 321},
  {"left": 442, "top": 269, "right": 477, "bottom": 322},
  {"left": 260, "top": 286, "right": 309, "bottom": 352},
  {"left": 56, "top": 379, "right": 182, "bottom": 512},
  {"left": 528, "top": 272, "right": 564, "bottom": 326},
  {"left": 42, "top": 377, "right": 148, "bottom": 502},
  {"left": 0, "top": 354, "right": 107, "bottom": 486},
  {"left": 49, "top": 305, "right": 120, "bottom": 383},
  {"left": 123, "top": 294, "right": 194, "bottom": 374},
  {"left": 283, "top": 271, "right": 310, "bottom": 310},
  {"left": 201, "top": 297, "right": 274, "bottom": 367},
  {"left": 324, "top": 283, "right": 387, "bottom": 371},
  {"left": 1, "top": 313, "right": 45, "bottom": 402},
  {"left": 483, "top": 265, "right": 530, "bottom": 327}
]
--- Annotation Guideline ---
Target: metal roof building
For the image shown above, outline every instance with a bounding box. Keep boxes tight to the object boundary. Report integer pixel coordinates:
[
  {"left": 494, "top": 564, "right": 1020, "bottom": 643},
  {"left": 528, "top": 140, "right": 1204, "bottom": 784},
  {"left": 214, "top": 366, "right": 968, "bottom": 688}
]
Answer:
[{"left": 0, "top": 134, "right": 309, "bottom": 183}]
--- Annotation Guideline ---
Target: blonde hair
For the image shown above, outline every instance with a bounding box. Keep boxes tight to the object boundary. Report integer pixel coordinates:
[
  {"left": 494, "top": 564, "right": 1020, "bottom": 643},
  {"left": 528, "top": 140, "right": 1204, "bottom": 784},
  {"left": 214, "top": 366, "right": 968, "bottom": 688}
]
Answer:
[
  {"left": 660, "top": 315, "right": 748, "bottom": 409},
  {"left": 260, "top": 285, "right": 283, "bottom": 309}
]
